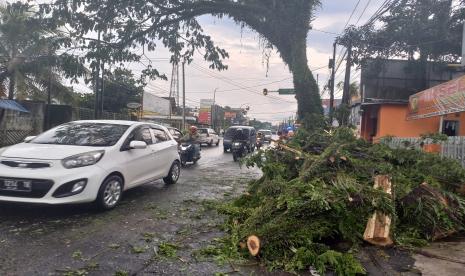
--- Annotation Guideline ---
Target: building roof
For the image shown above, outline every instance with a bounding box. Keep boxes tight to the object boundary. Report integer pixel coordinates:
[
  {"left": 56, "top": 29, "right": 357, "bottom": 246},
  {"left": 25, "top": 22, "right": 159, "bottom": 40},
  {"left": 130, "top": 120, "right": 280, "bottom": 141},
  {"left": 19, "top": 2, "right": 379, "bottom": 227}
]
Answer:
[
  {"left": 361, "top": 59, "right": 465, "bottom": 102},
  {"left": 0, "top": 100, "right": 29, "bottom": 113}
]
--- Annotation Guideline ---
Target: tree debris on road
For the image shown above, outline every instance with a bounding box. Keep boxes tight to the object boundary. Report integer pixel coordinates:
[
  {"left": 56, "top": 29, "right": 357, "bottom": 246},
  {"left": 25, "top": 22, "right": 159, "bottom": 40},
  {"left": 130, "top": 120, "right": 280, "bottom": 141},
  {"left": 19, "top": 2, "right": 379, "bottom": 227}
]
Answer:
[{"left": 212, "top": 127, "right": 465, "bottom": 275}]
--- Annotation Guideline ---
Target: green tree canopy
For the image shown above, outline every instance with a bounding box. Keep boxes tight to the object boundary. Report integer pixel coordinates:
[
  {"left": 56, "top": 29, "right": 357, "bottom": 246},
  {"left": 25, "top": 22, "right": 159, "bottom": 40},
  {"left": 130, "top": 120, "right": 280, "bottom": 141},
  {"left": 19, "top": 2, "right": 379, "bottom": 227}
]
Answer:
[
  {"left": 42, "top": 0, "right": 323, "bottom": 121},
  {"left": 339, "top": 0, "right": 465, "bottom": 65},
  {"left": 0, "top": 2, "right": 86, "bottom": 103},
  {"left": 78, "top": 68, "right": 143, "bottom": 113}
]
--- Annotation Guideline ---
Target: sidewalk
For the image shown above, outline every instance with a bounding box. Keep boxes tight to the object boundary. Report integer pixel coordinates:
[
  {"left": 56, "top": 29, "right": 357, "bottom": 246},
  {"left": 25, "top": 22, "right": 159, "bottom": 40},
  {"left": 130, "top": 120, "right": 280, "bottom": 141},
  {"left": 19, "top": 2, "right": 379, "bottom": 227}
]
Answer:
[{"left": 413, "top": 237, "right": 465, "bottom": 276}]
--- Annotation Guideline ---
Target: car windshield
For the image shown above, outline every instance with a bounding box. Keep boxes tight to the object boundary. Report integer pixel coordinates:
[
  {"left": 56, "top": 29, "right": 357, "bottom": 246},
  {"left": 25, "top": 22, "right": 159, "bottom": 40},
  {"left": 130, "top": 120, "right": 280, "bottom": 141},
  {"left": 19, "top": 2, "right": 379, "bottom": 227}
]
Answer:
[
  {"left": 198, "top": 129, "right": 208, "bottom": 134},
  {"left": 225, "top": 128, "right": 249, "bottom": 140},
  {"left": 31, "top": 123, "right": 130, "bottom": 147}
]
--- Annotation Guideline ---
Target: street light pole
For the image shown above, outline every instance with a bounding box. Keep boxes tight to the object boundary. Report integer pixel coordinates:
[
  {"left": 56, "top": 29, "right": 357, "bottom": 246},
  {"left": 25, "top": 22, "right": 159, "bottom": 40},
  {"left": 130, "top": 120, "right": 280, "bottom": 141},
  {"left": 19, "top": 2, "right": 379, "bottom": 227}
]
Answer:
[
  {"left": 182, "top": 62, "right": 186, "bottom": 130},
  {"left": 212, "top": 88, "right": 218, "bottom": 131}
]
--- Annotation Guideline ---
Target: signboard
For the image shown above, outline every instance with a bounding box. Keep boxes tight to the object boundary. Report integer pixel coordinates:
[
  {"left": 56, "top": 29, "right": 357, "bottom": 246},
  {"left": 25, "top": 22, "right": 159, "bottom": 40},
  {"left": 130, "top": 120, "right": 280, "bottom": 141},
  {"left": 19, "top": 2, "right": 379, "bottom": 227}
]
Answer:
[
  {"left": 278, "top": 88, "right": 295, "bottom": 95},
  {"left": 143, "top": 93, "right": 170, "bottom": 116},
  {"left": 198, "top": 99, "right": 214, "bottom": 125},
  {"left": 127, "top": 102, "right": 142, "bottom": 109},
  {"left": 407, "top": 75, "right": 465, "bottom": 120}
]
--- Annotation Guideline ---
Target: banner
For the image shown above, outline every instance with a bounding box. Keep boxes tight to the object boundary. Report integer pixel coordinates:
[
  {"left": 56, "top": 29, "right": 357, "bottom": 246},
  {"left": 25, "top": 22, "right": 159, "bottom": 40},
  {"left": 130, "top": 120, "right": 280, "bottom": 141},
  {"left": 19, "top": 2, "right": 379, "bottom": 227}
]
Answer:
[
  {"left": 407, "top": 75, "right": 465, "bottom": 120},
  {"left": 198, "top": 99, "right": 214, "bottom": 125}
]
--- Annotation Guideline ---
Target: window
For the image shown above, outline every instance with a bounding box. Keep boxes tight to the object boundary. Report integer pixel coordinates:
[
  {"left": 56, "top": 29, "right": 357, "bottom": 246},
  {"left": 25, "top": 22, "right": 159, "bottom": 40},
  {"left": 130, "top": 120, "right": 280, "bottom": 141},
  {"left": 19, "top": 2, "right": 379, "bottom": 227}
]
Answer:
[
  {"left": 169, "top": 129, "right": 182, "bottom": 139},
  {"left": 138, "top": 128, "right": 154, "bottom": 145},
  {"left": 32, "top": 122, "right": 129, "bottom": 147},
  {"left": 152, "top": 128, "right": 169, "bottom": 143},
  {"left": 443, "top": 121, "right": 459, "bottom": 136},
  {"left": 122, "top": 126, "right": 153, "bottom": 150}
]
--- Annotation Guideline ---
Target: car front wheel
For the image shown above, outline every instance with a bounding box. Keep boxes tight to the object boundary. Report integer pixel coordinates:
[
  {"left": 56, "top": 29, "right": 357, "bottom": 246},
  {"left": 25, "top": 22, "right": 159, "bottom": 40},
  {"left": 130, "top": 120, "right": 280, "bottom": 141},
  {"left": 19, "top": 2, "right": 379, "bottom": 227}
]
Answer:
[
  {"left": 96, "top": 175, "right": 123, "bottom": 210},
  {"left": 164, "top": 161, "right": 181, "bottom": 185}
]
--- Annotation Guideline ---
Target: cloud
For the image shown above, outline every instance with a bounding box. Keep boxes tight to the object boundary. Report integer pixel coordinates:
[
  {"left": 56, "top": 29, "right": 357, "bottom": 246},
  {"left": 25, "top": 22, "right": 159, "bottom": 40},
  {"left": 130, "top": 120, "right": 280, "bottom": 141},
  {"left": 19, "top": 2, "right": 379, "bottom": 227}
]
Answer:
[{"left": 135, "top": 0, "right": 385, "bottom": 123}]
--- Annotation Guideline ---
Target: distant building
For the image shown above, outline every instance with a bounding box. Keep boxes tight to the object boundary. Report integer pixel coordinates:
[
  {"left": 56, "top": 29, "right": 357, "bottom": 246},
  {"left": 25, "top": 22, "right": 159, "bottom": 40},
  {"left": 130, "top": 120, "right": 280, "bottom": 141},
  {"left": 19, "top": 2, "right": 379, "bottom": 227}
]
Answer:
[{"left": 352, "top": 59, "right": 465, "bottom": 142}]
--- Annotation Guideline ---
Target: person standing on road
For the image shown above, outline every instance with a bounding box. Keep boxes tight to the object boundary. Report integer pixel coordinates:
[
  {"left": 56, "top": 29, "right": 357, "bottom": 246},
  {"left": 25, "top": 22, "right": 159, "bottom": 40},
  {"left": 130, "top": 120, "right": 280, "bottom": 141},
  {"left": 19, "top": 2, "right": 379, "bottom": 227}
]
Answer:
[{"left": 181, "top": 126, "right": 201, "bottom": 159}]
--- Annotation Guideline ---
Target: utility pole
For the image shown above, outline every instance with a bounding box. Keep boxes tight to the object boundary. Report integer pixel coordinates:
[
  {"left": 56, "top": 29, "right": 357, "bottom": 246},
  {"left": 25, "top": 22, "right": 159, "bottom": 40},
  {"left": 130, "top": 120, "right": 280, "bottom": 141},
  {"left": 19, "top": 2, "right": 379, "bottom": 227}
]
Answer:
[
  {"left": 46, "top": 46, "right": 52, "bottom": 130},
  {"left": 329, "top": 42, "right": 337, "bottom": 123},
  {"left": 182, "top": 62, "right": 186, "bottom": 130},
  {"left": 100, "top": 61, "right": 105, "bottom": 117},
  {"left": 342, "top": 42, "right": 352, "bottom": 106},
  {"left": 94, "top": 30, "right": 101, "bottom": 119},
  {"left": 462, "top": 21, "right": 465, "bottom": 67},
  {"left": 212, "top": 88, "right": 218, "bottom": 131}
]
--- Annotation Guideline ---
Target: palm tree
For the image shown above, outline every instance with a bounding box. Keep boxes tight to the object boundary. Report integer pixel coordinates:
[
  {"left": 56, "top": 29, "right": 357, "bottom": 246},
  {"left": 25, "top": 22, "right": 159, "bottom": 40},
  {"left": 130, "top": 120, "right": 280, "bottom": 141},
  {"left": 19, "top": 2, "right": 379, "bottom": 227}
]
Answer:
[{"left": 0, "top": 2, "right": 85, "bottom": 103}]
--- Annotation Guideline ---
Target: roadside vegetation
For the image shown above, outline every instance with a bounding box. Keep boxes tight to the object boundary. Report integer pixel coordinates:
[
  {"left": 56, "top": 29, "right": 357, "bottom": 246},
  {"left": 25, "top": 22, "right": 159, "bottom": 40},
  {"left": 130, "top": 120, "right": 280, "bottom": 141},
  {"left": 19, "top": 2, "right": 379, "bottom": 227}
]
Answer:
[{"left": 203, "top": 127, "right": 465, "bottom": 275}]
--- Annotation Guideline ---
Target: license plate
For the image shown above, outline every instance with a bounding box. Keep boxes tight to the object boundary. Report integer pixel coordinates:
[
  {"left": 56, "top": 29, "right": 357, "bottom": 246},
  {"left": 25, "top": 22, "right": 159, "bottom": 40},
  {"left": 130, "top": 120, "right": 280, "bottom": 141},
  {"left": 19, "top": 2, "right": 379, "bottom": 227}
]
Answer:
[{"left": 0, "top": 179, "right": 32, "bottom": 192}]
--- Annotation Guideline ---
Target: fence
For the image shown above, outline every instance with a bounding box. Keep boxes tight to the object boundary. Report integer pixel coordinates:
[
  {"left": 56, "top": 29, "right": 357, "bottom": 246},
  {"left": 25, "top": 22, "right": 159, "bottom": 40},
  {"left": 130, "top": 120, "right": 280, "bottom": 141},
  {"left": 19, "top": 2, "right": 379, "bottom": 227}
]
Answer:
[
  {"left": 0, "top": 107, "right": 132, "bottom": 147},
  {"left": 0, "top": 130, "right": 33, "bottom": 147},
  {"left": 383, "top": 136, "right": 465, "bottom": 167}
]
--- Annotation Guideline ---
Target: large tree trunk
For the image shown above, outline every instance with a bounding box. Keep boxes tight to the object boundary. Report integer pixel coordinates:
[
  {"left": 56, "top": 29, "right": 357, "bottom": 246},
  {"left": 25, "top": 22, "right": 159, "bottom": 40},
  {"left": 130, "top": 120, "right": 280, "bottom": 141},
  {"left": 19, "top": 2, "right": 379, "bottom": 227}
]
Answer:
[{"left": 279, "top": 35, "right": 323, "bottom": 121}]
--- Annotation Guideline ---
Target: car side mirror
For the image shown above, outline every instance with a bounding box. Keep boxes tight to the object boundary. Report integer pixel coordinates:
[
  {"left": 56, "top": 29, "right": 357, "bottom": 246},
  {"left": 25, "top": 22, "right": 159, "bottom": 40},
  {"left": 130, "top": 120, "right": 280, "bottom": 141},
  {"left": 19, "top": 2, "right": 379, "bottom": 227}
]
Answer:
[
  {"left": 24, "top": 136, "right": 36, "bottom": 143},
  {"left": 129, "top": 141, "right": 147, "bottom": 149}
]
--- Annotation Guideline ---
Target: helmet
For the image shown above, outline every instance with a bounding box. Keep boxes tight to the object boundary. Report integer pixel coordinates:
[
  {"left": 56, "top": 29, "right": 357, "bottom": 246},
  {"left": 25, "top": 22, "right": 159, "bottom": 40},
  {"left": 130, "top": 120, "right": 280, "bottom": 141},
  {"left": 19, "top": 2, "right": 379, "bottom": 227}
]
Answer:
[{"left": 189, "top": 126, "right": 198, "bottom": 134}]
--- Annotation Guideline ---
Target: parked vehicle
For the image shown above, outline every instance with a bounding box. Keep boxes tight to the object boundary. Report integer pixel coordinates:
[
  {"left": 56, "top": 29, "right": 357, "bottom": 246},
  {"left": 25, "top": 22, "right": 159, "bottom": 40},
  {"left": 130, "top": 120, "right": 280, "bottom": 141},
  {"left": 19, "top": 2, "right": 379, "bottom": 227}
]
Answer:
[
  {"left": 179, "top": 143, "right": 201, "bottom": 166},
  {"left": 198, "top": 128, "right": 220, "bottom": 146},
  {"left": 258, "top": 129, "right": 272, "bottom": 142},
  {"left": 223, "top": 126, "right": 256, "bottom": 153},
  {"left": 232, "top": 140, "right": 248, "bottom": 162},
  {"left": 0, "top": 120, "right": 181, "bottom": 210}
]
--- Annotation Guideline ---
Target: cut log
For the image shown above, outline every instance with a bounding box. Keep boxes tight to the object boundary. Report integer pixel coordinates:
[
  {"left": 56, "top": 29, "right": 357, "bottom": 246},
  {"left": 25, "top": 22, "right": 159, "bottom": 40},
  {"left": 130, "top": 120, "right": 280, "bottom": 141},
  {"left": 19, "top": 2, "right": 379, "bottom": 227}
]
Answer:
[
  {"left": 247, "top": 235, "right": 261, "bottom": 256},
  {"left": 363, "top": 175, "right": 393, "bottom": 247}
]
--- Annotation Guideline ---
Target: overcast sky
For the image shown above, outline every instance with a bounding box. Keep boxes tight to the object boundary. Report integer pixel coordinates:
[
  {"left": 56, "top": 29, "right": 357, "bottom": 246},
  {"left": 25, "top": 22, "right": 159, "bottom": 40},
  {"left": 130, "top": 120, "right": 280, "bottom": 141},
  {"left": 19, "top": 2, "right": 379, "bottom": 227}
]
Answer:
[{"left": 127, "top": 0, "right": 387, "bottom": 123}]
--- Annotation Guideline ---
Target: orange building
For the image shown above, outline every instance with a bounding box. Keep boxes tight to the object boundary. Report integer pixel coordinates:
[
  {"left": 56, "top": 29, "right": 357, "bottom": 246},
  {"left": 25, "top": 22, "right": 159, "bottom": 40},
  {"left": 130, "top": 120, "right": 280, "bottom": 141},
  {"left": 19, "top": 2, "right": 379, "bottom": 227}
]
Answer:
[
  {"left": 354, "top": 59, "right": 465, "bottom": 142},
  {"left": 360, "top": 103, "right": 465, "bottom": 142}
]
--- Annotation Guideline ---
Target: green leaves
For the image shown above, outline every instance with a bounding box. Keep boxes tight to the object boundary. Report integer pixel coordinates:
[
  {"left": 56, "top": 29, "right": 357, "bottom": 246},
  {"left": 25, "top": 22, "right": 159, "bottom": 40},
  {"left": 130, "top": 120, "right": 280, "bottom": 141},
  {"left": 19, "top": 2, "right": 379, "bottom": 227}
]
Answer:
[{"left": 212, "top": 126, "right": 465, "bottom": 274}]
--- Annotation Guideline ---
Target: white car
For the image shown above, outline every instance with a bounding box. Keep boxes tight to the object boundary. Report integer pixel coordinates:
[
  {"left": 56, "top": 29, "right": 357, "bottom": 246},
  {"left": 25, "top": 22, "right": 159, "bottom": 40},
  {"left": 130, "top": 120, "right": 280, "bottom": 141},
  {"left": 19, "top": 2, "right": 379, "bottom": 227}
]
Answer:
[
  {"left": 258, "top": 130, "right": 272, "bottom": 142},
  {"left": 198, "top": 128, "right": 220, "bottom": 146},
  {"left": 0, "top": 120, "right": 181, "bottom": 210}
]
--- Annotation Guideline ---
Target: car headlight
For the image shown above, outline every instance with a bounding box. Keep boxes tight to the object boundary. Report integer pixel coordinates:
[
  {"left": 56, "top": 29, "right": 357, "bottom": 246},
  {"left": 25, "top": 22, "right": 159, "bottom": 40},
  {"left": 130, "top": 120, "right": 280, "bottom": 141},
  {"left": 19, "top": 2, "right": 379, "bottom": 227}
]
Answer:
[
  {"left": 62, "top": 150, "right": 105, "bottom": 169},
  {"left": 233, "top": 142, "right": 242, "bottom": 146}
]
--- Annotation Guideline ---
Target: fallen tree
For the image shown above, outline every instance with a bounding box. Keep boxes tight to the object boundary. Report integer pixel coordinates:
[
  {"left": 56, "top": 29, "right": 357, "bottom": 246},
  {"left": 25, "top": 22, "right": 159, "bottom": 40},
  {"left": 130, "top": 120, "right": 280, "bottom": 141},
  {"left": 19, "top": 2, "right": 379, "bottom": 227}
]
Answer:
[{"left": 212, "top": 127, "right": 465, "bottom": 275}]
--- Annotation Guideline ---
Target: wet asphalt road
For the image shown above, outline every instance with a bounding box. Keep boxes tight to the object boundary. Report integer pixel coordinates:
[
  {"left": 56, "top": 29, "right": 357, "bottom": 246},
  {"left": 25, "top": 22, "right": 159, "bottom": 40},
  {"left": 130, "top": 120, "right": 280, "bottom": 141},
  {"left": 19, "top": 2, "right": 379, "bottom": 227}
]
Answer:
[{"left": 0, "top": 141, "right": 263, "bottom": 276}]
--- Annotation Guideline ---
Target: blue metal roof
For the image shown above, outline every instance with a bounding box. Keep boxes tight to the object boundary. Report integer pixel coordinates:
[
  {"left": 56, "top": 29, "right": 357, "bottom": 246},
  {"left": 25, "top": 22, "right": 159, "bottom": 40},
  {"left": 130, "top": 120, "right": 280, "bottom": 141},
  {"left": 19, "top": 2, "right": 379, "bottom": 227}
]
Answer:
[{"left": 0, "top": 100, "right": 29, "bottom": 113}]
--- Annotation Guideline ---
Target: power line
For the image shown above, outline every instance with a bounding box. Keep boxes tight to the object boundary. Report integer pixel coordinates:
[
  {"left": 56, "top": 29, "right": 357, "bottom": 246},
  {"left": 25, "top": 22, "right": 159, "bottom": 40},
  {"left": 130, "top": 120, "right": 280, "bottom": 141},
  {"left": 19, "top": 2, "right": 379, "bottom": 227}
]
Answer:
[
  {"left": 354, "top": 0, "right": 374, "bottom": 26},
  {"left": 189, "top": 62, "right": 295, "bottom": 104},
  {"left": 333, "top": 0, "right": 394, "bottom": 83},
  {"left": 310, "top": 28, "right": 341, "bottom": 36},
  {"left": 248, "top": 110, "right": 298, "bottom": 115},
  {"left": 343, "top": 0, "right": 363, "bottom": 31}
]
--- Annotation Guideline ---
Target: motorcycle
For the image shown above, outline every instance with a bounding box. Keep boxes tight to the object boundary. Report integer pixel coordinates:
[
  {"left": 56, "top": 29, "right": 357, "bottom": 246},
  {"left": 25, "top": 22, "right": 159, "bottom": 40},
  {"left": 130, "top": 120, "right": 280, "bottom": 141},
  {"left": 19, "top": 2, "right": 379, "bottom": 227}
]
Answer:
[
  {"left": 256, "top": 137, "right": 263, "bottom": 150},
  {"left": 232, "top": 141, "right": 247, "bottom": 162},
  {"left": 179, "top": 143, "right": 201, "bottom": 166}
]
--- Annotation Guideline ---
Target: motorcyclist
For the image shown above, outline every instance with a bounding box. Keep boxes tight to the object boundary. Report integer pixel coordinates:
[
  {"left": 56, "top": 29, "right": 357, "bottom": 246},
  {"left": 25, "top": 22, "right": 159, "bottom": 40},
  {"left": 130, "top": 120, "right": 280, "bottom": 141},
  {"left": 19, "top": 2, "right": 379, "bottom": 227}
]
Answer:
[
  {"left": 256, "top": 132, "right": 264, "bottom": 149},
  {"left": 181, "top": 126, "right": 201, "bottom": 160}
]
